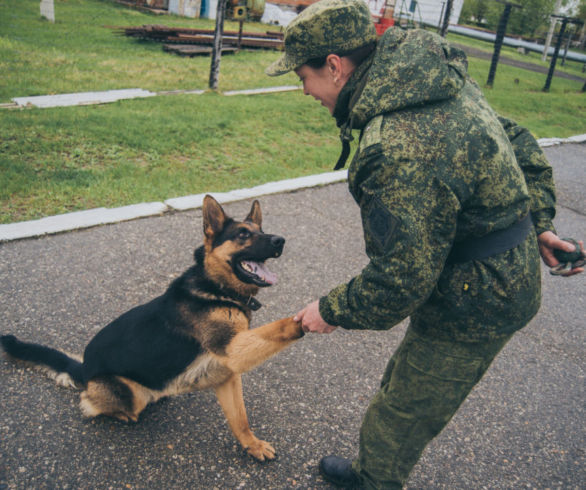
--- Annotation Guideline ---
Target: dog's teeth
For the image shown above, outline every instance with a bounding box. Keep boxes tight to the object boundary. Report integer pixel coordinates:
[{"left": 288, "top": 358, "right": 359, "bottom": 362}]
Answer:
[{"left": 240, "top": 260, "right": 277, "bottom": 285}]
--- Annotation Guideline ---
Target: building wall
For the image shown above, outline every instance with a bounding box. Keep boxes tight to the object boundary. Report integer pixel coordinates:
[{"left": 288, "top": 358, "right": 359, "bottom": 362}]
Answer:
[{"left": 368, "top": 0, "right": 465, "bottom": 27}]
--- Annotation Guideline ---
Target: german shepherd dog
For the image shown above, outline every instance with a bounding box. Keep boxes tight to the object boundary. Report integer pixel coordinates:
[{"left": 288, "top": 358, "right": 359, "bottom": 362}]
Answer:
[{"left": 1, "top": 195, "right": 304, "bottom": 461}]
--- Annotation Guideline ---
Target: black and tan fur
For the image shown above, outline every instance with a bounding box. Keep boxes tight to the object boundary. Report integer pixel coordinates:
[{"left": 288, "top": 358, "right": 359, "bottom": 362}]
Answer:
[{"left": 1, "top": 195, "right": 303, "bottom": 461}]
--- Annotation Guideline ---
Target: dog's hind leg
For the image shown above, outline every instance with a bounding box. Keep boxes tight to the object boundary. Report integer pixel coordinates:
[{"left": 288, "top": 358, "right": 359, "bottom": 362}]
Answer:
[
  {"left": 215, "top": 373, "right": 276, "bottom": 461},
  {"left": 80, "top": 376, "right": 151, "bottom": 423},
  {"left": 218, "top": 317, "right": 303, "bottom": 374}
]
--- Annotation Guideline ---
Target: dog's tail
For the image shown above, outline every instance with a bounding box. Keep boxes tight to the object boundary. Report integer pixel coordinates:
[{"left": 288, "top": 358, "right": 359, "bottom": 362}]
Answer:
[{"left": 1, "top": 334, "right": 84, "bottom": 388}]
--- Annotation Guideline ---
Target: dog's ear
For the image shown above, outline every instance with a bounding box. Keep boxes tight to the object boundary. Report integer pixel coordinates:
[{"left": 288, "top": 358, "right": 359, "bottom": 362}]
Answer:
[
  {"left": 245, "top": 200, "right": 262, "bottom": 227},
  {"left": 203, "top": 195, "right": 227, "bottom": 239}
]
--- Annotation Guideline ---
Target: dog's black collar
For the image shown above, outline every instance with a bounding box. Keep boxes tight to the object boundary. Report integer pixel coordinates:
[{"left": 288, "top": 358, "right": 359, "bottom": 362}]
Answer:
[
  {"left": 243, "top": 296, "right": 262, "bottom": 311},
  {"left": 219, "top": 291, "right": 262, "bottom": 312},
  {"left": 188, "top": 278, "right": 262, "bottom": 312}
]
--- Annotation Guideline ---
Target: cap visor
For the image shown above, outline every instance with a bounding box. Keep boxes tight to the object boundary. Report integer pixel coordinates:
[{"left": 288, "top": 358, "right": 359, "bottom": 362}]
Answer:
[{"left": 265, "top": 54, "right": 298, "bottom": 77}]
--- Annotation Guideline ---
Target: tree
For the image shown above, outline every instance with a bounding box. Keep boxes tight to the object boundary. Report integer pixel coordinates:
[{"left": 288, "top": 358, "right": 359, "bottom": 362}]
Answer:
[
  {"left": 460, "top": 0, "right": 580, "bottom": 39},
  {"left": 575, "top": 0, "right": 586, "bottom": 18},
  {"left": 484, "top": 0, "right": 556, "bottom": 38},
  {"left": 575, "top": 0, "right": 586, "bottom": 47},
  {"left": 460, "top": 0, "right": 491, "bottom": 26}
]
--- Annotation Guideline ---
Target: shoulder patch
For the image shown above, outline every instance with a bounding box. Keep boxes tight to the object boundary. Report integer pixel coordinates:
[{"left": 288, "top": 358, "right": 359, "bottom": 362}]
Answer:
[
  {"left": 366, "top": 197, "right": 400, "bottom": 252},
  {"left": 359, "top": 115, "right": 383, "bottom": 152}
]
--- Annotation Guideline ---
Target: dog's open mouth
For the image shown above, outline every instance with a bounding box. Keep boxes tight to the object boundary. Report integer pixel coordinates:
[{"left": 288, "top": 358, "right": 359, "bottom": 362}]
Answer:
[{"left": 236, "top": 260, "right": 277, "bottom": 287}]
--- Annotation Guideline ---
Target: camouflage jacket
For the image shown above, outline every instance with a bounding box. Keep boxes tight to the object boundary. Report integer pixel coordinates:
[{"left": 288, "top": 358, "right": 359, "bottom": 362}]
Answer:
[{"left": 318, "top": 28, "right": 556, "bottom": 342}]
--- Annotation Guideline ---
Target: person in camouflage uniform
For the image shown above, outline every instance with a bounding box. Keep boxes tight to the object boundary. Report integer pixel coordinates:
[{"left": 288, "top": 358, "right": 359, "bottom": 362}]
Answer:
[{"left": 267, "top": 0, "right": 584, "bottom": 487}]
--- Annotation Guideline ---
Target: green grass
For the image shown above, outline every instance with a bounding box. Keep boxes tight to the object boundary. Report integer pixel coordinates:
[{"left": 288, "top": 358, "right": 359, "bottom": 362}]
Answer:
[
  {"left": 466, "top": 59, "right": 586, "bottom": 137},
  {"left": 1, "top": 92, "right": 339, "bottom": 222},
  {"left": 1, "top": 0, "right": 585, "bottom": 224},
  {"left": 0, "top": 0, "right": 298, "bottom": 100}
]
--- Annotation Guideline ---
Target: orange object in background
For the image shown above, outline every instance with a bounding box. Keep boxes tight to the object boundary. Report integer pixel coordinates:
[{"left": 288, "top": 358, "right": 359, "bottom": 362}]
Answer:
[
  {"left": 375, "top": 16, "right": 394, "bottom": 34},
  {"left": 373, "top": 5, "right": 394, "bottom": 35}
]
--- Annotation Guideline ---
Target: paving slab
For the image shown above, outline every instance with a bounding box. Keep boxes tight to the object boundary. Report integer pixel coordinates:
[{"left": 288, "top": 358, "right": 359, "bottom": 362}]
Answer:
[{"left": 12, "top": 89, "right": 157, "bottom": 108}]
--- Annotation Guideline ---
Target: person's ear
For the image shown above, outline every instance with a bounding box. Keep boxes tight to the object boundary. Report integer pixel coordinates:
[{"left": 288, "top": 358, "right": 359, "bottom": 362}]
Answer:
[{"left": 326, "top": 54, "right": 343, "bottom": 84}]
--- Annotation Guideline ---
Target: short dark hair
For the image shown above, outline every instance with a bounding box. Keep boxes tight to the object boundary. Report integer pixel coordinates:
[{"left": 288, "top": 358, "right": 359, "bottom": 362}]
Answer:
[{"left": 304, "top": 41, "right": 377, "bottom": 70}]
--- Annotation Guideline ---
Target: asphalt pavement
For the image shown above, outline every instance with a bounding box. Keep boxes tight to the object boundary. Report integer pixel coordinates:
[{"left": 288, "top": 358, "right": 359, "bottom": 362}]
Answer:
[{"left": 1, "top": 143, "right": 584, "bottom": 489}]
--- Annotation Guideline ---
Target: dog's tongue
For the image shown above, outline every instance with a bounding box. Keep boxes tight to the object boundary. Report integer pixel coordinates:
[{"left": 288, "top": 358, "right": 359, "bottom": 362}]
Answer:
[{"left": 242, "top": 260, "right": 278, "bottom": 285}]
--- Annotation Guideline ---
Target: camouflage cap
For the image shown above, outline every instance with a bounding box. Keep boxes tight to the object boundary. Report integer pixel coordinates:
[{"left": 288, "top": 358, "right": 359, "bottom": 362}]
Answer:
[{"left": 266, "top": 0, "right": 377, "bottom": 77}]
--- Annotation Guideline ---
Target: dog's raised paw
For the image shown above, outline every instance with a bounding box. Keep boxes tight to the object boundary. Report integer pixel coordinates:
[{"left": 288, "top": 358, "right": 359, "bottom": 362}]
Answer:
[
  {"left": 278, "top": 318, "right": 305, "bottom": 341},
  {"left": 292, "top": 319, "right": 305, "bottom": 339}
]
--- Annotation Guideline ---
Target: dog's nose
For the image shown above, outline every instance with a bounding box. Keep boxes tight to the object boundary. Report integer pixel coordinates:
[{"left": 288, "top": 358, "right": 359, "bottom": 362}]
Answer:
[
  {"left": 270, "top": 236, "right": 285, "bottom": 257},
  {"left": 271, "top": 236, "right": 285, "bottom": 248}
]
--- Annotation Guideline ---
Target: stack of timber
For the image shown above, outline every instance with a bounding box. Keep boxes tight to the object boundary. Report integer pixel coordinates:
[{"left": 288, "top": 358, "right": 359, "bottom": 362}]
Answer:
[
  {"left": 163, "top": 45, "right": 238, "bottom": 56},
  {"left": 113, "top": 0, "right": 168, "bottom": 15},
  {"left": 114, "top": 25, "right": 284, "bottom": 55},
  {"left": 263, "top": 0, "right": 315, "bottom": 9}
]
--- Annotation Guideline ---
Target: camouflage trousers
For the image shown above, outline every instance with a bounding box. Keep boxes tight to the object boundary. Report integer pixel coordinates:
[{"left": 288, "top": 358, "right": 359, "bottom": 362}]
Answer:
[{"left": 352, "top": 325, "right": 513, "bottom": 489}]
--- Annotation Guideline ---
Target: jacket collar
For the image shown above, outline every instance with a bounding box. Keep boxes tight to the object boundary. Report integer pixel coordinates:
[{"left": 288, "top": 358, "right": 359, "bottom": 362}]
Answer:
[
  {"left": 332, "top": 53, "right": 374, "bottom": 170},
  {"left": 333, "top": 52, "right": 374, "bottom": 129}
]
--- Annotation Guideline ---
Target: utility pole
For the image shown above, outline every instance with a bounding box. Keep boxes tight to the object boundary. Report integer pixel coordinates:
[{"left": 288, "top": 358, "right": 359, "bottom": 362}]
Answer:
[
  {"left": 486, "top": 1, "right": 522, "bottom": 88},
  {"left": 560, "top": 24, "right": 574, "bottom": 66},
  {"left": 543, "top": 15, "right": 584, "bottom": 92},
  {"left": 542, "top": 0, "right": 563, "bottom": 62},
  {"left": 209, "top": 0, "right": 228, "bottom": 91},
  {"left": 437, "top": 1, "right": 446, "bottom": 32},
  {"left": 439, "top": 0, "right": 453, "bottom": 37}
]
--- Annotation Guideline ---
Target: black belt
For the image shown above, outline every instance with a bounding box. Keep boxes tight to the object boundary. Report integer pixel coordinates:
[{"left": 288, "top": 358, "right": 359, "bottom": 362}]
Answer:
[{"left": 447, "top": 214, "right": 532, "bottom": 264}]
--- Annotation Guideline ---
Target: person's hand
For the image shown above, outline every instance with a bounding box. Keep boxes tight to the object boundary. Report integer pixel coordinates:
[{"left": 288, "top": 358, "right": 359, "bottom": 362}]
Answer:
[
  {"left": 294, "top": 300, "right": 338, "bottom": 334},
  {"left": 538, "top": 231, "right": 584, "bottom": 277}
]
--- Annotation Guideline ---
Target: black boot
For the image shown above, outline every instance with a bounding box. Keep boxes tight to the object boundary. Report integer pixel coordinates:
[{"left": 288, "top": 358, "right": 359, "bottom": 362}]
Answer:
[{"left": 319, "top": 455, "right": 361, "bottom": 488}]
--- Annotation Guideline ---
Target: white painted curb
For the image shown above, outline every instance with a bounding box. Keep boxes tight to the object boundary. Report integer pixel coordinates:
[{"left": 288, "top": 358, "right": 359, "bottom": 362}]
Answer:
[
  {"left": 537, "top": 134, "right": 586, "bottom": 147},
  {"left": 0, "top": 171, "right": 347, "bottom": 242},
  {"left": 164, "top": 170, "right": 347, "bottom": 210},
  {"left": 1, "top": 135, "right": 584, "bottom": 243},
  {"left": 0, "top": 202, "right": 168, "bottom": 242}
]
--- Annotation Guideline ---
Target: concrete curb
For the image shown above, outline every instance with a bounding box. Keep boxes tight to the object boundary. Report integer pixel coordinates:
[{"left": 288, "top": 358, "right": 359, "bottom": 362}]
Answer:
[
  {"left": 0, "top": 170, "right": 347, "bottom": 242},
  {"left": 536, "top": 134, "right": 586, "bottom": 147},
  {"left": 1, "top": 135, "right": 584, "bottom": 243}
]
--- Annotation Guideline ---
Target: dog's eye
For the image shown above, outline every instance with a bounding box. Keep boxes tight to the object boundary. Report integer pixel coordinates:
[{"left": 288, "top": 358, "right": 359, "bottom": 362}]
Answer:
[{"left": 238, "top": 230, "right": 251, "bottom": 240}]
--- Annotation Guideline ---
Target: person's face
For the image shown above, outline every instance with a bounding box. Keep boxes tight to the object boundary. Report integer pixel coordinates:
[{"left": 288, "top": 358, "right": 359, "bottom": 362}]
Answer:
[{"left": 295, "top": 63, "right": 342, "bottom": 115}]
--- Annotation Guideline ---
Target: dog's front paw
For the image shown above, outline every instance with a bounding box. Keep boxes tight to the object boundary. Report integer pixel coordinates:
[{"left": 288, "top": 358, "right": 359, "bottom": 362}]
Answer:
[
  {"left": 246, "top": 438, "right": 276, "bottom": 461},
  {"left": 280, "top": 317, "right": 304, "bottom": 341}
]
